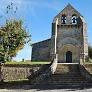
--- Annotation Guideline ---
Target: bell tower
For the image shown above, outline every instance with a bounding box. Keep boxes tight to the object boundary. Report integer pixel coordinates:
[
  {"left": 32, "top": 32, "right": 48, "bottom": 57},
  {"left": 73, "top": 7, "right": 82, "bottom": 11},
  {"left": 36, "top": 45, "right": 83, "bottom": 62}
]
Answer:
[{"left": 50, "top": 4, "right": 88, "bottom": 63}]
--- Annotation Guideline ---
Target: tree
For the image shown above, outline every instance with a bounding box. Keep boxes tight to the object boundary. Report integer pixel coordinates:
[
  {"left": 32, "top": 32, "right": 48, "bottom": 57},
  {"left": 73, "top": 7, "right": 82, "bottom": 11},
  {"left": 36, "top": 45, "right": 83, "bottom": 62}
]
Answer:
[
  {"left": 0, "top": 20, "right": 31, "bottom": 62},
  {"left": 88, "top": 46, "right": 92, "bottom": 59}
]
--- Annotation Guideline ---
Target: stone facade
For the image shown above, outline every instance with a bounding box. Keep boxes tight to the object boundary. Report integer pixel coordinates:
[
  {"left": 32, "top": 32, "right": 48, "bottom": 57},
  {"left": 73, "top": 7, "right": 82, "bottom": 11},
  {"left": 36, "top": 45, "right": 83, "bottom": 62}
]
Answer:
[
  {"left": 31, "top": 4, "right": 88, "bottom": 63},
  {"left": 31, "top": 39, "right": 51, "bottom": 61}
]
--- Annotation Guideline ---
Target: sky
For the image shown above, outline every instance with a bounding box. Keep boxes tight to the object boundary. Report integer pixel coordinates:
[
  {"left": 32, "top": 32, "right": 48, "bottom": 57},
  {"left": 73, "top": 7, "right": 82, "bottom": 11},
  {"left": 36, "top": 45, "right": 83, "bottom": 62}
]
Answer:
[{"left": 0, "top": 0, "right": 92, "bottom": 61}]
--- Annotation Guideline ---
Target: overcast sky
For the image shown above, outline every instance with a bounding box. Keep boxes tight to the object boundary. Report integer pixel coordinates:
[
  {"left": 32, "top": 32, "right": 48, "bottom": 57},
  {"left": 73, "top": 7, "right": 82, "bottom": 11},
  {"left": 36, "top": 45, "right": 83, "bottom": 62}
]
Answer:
[{"left": 0, "top": 0, "right": 92, "bottom": 61}]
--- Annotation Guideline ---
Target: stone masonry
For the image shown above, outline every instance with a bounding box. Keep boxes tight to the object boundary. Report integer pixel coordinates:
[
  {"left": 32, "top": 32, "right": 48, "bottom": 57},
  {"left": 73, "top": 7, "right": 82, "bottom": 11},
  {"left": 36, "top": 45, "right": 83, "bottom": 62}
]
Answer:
[{"left": 31, "top": 4, "right": 88, "bottom": 63}]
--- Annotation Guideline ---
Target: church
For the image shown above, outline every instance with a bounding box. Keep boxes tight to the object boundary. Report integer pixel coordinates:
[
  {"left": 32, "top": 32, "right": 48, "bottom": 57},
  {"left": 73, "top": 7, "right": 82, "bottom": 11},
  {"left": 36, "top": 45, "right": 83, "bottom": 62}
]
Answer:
[{"left": 31, "top": 4, "right": 88, "bottom": 63}]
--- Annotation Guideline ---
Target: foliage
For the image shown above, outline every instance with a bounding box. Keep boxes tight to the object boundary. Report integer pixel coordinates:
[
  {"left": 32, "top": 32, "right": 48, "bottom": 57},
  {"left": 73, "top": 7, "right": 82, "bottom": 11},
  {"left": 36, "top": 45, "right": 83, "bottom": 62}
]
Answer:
[
  {"left": 0, "top": 20, "right": 31, "bottom": 62},
  {"left": 88, "top": 46, "right": 92, "bottom": 59}
]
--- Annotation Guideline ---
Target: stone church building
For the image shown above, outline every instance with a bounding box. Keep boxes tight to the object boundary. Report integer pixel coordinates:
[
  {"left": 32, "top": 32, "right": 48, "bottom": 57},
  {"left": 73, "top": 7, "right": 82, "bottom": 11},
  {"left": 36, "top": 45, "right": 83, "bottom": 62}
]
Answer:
[{"left": 31, "top": 4, "right": 88, "bottom": 63}]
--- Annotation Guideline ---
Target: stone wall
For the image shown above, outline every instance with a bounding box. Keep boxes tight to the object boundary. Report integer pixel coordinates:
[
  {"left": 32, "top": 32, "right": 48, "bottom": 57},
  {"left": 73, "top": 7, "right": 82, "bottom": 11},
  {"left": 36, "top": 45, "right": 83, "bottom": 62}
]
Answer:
[
  {"left": 79, "top": 64, "right": 92, "bottom": 81},
  {"left": 56, "top": 23, "right": 83, "bottom": 62},
  {"left": 31, "top": 4, "right": 88, "bottom": 62},
  {"left": 83, "top": 64, "right": 92, "bottom": 74},
  {"left": 31, "top": 39, "right": 51, "bottom": 61},
  {"left": 1, "top": 64, "right": 44, "bottom": 81},
  {"left": 0, "top": 63, "right": 92, "bottom": 82},
  {"left": 52, "top": 4, "right": 88, "bottom": 63},
  {"left": 53, "top": 4, "right": 82, "bottom": 26}
]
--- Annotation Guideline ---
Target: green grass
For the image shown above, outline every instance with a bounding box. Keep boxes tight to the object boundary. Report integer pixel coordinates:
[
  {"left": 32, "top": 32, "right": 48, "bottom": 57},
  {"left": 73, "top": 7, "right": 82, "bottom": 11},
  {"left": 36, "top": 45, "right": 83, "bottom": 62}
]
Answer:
[
  {"left": 4, "top": 79, "right": 29, "bottom": 82},
  {"left": 5, "top": 60, "right": 50, "bottom": 65}
]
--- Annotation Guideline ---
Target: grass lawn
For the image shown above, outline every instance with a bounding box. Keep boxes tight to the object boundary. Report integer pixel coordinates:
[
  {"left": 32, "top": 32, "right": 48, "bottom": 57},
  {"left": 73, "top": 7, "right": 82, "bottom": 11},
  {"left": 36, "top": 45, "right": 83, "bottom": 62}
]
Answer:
[{"left": 5, "top": 60, "right": 50, "bottom": 65}]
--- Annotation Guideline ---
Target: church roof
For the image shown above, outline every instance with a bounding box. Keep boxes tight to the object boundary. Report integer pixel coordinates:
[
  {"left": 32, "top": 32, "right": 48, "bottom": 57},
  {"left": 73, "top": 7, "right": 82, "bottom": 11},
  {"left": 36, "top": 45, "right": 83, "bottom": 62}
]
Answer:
[{"left": 54, "top": 3, "right": 83, "bottom": 19}]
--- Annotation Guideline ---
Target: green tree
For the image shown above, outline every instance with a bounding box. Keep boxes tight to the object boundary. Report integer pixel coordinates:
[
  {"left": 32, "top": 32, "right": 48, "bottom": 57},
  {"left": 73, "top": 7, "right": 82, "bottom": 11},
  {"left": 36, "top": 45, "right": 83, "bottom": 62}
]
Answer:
[
  {"left": 0, "top": 20, "right": 31, "bottom": 62},
  {"left": 88, "top": 46, "right": 92, "bottom": 59}
]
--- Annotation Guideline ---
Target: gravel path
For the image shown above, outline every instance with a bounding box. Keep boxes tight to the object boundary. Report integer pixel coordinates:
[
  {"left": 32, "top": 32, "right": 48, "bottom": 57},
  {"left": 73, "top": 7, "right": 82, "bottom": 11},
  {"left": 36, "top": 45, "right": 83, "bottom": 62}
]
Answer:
[
  {"left": 0, "top": 86, "right": 92, "bottom": 92},
  {"left": 0, "top": 88, "right": 92, "bottom": 92}
]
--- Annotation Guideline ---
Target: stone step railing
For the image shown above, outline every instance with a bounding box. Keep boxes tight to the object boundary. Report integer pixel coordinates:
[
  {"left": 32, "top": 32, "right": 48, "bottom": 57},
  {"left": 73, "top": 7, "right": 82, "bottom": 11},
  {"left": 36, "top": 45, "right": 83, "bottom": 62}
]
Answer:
[
  {"left": 30, "top": 54, "right": 58, "bottom": 84},
  {"left": 79, "top": 64, "right": 92, "bottom": 81}
]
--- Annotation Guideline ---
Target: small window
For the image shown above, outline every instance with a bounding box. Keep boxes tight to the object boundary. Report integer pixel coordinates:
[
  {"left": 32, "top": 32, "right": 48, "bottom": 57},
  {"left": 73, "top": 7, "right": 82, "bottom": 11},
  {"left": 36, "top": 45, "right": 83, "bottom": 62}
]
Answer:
[
  {"left": 72, "top": 15, "right": 77, "bottom": 24},
  {"left": 61, "top": 15, "right": 66, "bottom": 24}
]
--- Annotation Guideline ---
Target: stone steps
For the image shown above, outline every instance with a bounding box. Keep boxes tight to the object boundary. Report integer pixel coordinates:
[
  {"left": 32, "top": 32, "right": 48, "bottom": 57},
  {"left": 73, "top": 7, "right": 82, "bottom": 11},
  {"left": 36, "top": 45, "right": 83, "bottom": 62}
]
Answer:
[
  {"left": 31, "top": 84, "right": 92, "bottom": 89},
  {"left": 45, "top": 82, "right": 90, "bottom": 85},
  {"left": 49, "top": 78, "right": 85, "bottom": 81},
  {"left": 47, "top": 80, "right": 88, "bottom": 83},
  {"left": 33, "top": 63, "right": 92, "bottom": 88},
  {"left": 49, "top": 64, "right": 86, "bottom": 85},
  {"left": 52, "top": 74, "right": 82, "bottom": 77}
]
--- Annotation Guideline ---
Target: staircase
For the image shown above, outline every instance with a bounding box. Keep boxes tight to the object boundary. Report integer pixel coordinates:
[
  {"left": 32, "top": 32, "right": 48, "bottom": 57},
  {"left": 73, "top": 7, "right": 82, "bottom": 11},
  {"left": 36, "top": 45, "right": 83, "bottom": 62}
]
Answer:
[{"left": 32, "top": 63, "right": 92, "bottom": 88}]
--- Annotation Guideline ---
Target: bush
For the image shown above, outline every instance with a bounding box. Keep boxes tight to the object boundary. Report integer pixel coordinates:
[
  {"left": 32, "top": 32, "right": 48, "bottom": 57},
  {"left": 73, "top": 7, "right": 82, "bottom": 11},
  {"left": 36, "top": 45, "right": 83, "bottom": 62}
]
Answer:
[{"left": 88, "top": 46, "right": 92, "bottom": 59}]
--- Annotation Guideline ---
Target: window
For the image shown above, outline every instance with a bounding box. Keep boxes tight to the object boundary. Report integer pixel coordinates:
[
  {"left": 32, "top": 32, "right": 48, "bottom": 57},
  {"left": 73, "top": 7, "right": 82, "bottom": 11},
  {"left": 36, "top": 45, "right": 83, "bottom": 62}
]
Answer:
[
  {"left": 72, "top": 15, "right": 77, "bottom": 24},
  {"left": 61, "top": 15, "right": 66, "bottom": 24}
]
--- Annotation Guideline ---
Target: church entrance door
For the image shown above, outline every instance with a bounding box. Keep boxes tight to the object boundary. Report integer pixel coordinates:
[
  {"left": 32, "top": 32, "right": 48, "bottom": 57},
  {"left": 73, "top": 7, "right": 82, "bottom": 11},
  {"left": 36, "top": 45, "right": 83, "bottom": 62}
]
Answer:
[{"left": 66, "top": 51, "right": 72, "bottom": 63}]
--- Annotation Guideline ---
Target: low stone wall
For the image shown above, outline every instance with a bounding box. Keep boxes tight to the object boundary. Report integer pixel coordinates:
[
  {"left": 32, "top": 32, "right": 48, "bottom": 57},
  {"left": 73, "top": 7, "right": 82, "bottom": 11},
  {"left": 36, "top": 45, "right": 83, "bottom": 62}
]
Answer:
[
  {"left": 1, "top": 63, "right": 92, "bottom": 82},
  {"left": 79, "top": 64, "right": 92, "bottom": 81},
  {"left": 83, "top": 64, "right": 92, "bottom": 74},
  {"left": 0, "top": 64, "right": 45, "bottom": 81}
]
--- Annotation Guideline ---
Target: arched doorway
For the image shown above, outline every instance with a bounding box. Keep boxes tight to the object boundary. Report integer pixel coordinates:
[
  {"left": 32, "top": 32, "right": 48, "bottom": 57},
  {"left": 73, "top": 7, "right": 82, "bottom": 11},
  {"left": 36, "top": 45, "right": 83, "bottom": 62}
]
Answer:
[{"left": 66, "top": 51, "right": 72, "bottom": 63}]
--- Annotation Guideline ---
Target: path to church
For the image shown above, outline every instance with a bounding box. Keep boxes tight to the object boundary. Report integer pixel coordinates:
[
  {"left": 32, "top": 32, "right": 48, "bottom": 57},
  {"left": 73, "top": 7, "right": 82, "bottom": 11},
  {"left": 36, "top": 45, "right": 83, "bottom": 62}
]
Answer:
[{"left": 0, "top": 88, "right": 92, "bottom": 92}]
